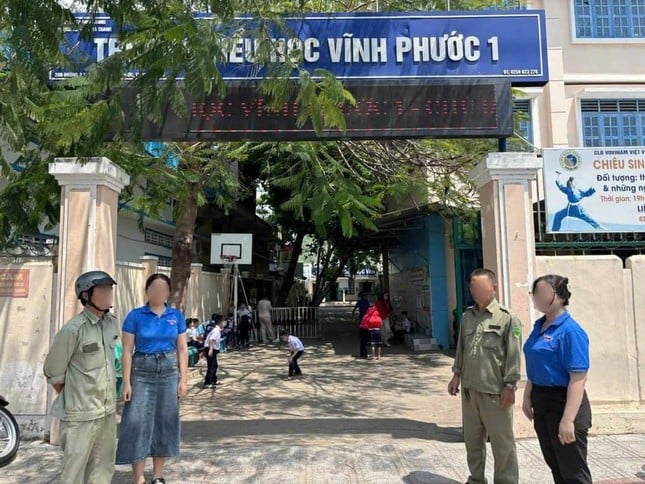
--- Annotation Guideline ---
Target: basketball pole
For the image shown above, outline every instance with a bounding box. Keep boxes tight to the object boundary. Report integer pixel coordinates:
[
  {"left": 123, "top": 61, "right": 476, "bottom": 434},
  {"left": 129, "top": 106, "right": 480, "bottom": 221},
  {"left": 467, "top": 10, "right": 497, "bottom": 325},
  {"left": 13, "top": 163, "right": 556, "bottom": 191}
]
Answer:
[
  {"left": 230, "top": 258, "right": 250, "bottom": 330},
  {"left": 233, "top": 262, "right": 239, "bottom": 328}
]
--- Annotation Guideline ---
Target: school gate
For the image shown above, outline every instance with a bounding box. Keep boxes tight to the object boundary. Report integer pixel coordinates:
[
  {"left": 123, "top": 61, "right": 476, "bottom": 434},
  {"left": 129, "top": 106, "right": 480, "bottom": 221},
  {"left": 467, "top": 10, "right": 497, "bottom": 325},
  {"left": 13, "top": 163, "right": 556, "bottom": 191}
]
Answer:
[
  {"left": 0, "top": 10, "right": 559, "bottom": 439},
  {"left": 100, "top": 10, "right": 546, "bottom": 348},
  {"left": 59, "top": 10, "right": 645, "bottom": 404}
]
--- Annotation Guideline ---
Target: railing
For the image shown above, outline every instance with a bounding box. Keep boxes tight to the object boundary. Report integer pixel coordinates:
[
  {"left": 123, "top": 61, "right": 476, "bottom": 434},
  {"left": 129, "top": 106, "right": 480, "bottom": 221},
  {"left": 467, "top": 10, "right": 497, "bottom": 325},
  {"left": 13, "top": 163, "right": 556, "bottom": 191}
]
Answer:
[
  {"left": 253, "top": 306, "right": 322, "bottom": 339},
  {"left": 0, "top": 235, "right": 58, "bottom": 258}
]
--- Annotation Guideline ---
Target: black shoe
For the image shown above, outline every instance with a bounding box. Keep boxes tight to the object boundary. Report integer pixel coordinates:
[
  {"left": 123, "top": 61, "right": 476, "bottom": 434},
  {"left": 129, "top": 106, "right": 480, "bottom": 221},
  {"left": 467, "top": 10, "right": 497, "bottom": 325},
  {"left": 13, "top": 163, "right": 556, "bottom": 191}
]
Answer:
[{"left": 152, "top": 478, "right": 166, "bottom": 484}]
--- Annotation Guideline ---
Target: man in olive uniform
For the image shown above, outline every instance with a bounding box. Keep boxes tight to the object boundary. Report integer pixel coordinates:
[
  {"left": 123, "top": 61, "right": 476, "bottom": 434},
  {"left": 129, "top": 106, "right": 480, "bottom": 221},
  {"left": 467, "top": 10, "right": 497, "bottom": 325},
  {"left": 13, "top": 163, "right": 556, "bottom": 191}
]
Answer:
[
  {"left": 448, "top": 268, "right": 523, "bottom": 484},
  {"left": 44, "top": 271, "right": 119, "bottom": 484}
]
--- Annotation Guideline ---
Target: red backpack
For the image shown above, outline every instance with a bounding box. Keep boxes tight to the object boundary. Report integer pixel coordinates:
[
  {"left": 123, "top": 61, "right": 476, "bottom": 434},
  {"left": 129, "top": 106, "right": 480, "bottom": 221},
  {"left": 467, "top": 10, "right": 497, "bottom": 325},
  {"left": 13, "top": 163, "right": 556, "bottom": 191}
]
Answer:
[{"left": 360, "top": 306, "right": 382, "bottom": 330}]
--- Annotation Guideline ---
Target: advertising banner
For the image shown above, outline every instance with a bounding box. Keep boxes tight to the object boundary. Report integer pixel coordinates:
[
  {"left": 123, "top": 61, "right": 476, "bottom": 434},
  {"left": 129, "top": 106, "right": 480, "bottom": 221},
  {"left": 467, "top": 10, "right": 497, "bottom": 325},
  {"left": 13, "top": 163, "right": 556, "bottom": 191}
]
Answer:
[{"left": 543, "top": 147, "right": 645, "bottom": 233}]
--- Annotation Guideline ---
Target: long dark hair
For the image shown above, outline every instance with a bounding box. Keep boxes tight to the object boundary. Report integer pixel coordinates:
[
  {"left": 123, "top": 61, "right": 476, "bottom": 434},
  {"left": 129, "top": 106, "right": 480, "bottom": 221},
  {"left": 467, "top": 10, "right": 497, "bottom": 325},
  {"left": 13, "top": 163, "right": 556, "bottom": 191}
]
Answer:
[
  {"left": 145, "top": 273, "right": 171, "bottom": 292},
  {"left": 532, "top": 274, "right": 571, "bottom": 306},
  {"left": 377, "top": 291, "right": 393, "bottom": 312}
]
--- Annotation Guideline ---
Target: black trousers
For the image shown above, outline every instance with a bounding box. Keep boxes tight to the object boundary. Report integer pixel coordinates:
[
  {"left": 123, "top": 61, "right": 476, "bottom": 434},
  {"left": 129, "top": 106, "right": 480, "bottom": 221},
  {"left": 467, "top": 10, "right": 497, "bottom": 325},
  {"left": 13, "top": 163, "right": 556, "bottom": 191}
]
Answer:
[
  {"left": 204, "top": 350, "right": 219, "bottom": 385},
  {"left": 531, "top": 385, "right": 592, "bottom": 484},
  {"left": 359, "top": 328, "right": 370, "bottom": 357},
  {"left": 238, "top": 328, "right": 250, "bottom": 347},
  {"left": 289, "top": 350, "right": 304, "bottom": 376},
  {"left": 394, "top": 330, "right": 406, "bottom": 344}
]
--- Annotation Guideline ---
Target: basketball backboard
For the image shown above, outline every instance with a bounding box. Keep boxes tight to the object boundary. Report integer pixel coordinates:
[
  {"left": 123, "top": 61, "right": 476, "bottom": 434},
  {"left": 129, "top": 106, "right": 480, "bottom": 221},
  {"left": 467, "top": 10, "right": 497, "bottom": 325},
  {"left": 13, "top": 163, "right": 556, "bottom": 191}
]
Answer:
[{"left": 210, "top": 233, "right": 253, "bottom": 265}]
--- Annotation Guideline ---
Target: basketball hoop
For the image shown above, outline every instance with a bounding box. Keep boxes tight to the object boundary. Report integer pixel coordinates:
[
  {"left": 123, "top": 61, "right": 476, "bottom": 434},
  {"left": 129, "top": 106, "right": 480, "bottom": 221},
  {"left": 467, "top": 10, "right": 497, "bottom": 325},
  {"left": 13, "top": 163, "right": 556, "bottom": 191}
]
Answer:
[
  {"left": 210, "top": 234, "right": 251, "bottom": 327},
  {"left": 220, "top": 255, "right": 239, "bottom": 265}
]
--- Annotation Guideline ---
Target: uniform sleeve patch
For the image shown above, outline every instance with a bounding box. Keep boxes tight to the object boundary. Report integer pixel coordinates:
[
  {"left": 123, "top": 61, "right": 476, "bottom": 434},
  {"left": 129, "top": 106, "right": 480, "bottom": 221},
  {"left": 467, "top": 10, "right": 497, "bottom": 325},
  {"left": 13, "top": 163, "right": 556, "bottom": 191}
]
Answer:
[{"left": 512, "top": 326, "right": 522, "bottom": 339}]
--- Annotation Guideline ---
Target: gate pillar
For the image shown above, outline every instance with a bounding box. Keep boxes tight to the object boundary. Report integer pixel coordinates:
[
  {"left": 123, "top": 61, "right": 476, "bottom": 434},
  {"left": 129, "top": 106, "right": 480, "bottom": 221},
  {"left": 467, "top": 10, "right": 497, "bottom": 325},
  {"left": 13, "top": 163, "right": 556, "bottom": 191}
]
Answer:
[
  {"left": 469, "top": 152, "right": 541, "bottom": 325},
  {"left": 47, "top": 157, "right": 129, "bottom": 442}
]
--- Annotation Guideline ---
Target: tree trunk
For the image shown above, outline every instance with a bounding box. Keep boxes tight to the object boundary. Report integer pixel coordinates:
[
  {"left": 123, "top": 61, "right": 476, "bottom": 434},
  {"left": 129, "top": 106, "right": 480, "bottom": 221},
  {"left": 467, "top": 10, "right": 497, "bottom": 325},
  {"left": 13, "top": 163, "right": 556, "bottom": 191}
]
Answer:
[
  {"left": 276, "top": 228, "right": 306, "bottom": 307},
  {"left": 381, "top": 245, "right": 390, "bottom": 293},
  {"left": 169, "top": 185, "right": 199, "bottom": 309},
  {"left": 310, "top": 253, "right": 348, "bottom": 307},
  {"left": 311, "top": 281, "right": 328, "bottom": 307},
  {"left": 309, "top": 241, "right": 330, "bottom": 306},
  {"left": 311, "top": 269, "right": 326, "bottom": 307},
  {"left": 311, "top": 267, "right": 344, "bottom": 306}
]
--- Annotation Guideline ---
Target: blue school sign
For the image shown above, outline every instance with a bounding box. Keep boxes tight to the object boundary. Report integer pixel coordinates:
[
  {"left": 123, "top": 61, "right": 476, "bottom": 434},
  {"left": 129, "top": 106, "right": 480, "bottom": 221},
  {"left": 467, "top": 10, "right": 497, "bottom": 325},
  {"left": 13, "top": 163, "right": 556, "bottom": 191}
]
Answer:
[{"left": 53, "top": 11, "right": 549, "bottom": 85}]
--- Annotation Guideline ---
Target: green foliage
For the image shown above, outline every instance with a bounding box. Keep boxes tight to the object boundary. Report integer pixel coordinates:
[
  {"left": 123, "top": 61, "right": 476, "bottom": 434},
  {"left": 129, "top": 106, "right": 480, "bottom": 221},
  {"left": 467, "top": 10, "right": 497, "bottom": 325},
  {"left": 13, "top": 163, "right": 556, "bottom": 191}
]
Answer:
[
  {"left": 106, "top": 142, "right": 241, "bottom": 225},
  {"left": 0, "top": 149, "right": 59, "bottom": 245},
  {"left": 0, "top": 0, "right": 353, "bottom": 242},
  {"left": 0, "top": 0, "right": 522, "bottom": 298},
  {"left": 250, "top": 141, "right": 387, "bottom": 239}
]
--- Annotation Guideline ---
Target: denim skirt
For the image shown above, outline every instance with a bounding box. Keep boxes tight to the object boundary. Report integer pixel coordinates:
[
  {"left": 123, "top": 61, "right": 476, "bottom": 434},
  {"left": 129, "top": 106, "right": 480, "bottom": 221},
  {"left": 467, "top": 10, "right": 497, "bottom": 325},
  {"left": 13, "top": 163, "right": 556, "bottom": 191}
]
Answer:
[{"left": 116, "top": 351, "right": 180, "bottom": 464}]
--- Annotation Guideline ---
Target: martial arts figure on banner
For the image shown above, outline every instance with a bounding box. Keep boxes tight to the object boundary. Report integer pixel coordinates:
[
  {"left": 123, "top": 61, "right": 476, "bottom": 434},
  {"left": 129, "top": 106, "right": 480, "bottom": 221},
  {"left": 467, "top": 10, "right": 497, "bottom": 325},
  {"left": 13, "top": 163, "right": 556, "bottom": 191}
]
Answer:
[{"left": 551, "top": 172, "right": 606, "bottom": 232}]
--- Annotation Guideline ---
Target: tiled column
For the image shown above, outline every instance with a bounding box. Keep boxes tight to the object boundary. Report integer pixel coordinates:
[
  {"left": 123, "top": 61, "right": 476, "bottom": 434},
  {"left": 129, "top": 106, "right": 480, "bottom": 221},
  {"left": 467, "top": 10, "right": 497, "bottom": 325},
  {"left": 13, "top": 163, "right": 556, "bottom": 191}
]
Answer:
[
  {"left": 49, "top": 157, "right": 130, "bottom": 329},
  {"left": 48, "top": 157, "right": 129, "bottom": 443},
  {"left": 469, "top": 153, "right": 541, "bottom": 325}
]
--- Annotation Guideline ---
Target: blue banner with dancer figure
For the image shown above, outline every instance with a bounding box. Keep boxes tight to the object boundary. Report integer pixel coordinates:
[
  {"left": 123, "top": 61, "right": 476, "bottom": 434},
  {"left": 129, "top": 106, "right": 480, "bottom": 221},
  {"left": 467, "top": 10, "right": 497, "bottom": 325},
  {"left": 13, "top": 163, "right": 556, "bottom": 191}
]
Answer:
[{"left": 543, "top": 148, "right": 645, "bottom": 234}]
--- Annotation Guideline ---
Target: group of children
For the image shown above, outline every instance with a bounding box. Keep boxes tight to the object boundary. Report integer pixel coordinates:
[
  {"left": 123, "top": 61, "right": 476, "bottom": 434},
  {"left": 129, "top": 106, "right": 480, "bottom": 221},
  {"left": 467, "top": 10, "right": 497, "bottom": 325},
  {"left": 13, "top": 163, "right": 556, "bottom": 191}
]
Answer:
[
  {"left": 186, "top": 314, "right": 306, "bottom": 386},
  {"left": 185, "top": 311, "right": 252, "bottom": 353}
]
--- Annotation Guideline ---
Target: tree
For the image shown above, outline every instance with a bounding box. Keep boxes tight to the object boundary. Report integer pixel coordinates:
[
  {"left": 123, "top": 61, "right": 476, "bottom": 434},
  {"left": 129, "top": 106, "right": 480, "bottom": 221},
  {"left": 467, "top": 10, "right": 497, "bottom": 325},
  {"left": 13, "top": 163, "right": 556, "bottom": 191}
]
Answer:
[
  {"left": 107, "top": 142, "right": 241, "bottom": 307},
  {"left": 254, "top": 132, "right": 499, "bottom": 307},
  {"left": 0, "top": 0, "right": 355, "bottom": 306},
  {"left": 306, "top": 235, "right": 380, "bottom": 306},
  {"left": 248, "top": 140, "right": 386, "bottom": 305},
  {"left": 0, "top": 0, "right": 527, "bottom": 306}
]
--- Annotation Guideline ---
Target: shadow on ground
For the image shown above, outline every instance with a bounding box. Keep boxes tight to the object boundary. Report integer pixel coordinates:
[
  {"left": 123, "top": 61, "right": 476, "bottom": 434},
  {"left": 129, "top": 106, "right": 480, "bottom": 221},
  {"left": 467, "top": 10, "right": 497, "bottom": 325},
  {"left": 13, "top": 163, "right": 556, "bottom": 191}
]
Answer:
[
  {"left": 179, "top": 418, "right": 463, "bottom": 443},
  {"left": 403, "top": 471, "right": 461, "bottom": 484},
  {"left": 179, "top": 321, "right": 458, "bottom": 428}
]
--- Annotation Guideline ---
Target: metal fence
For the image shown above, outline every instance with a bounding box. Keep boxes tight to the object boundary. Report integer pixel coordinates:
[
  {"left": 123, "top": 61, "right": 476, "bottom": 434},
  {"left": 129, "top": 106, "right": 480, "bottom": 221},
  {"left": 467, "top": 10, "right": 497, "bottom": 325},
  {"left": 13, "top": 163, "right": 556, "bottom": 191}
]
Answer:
[{"left": 254, "top": 306, "right": 322, "bottom": 339}]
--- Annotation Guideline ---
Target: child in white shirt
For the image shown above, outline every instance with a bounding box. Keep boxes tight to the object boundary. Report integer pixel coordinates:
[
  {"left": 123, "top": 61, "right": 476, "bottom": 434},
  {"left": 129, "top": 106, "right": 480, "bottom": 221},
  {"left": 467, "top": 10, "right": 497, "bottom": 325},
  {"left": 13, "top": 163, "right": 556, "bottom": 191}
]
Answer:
[
  {"left": 186, "top": 319, "right": 201, "bottom": 347},
  {"left": 279, "top": 329, "right": 305, "bottom": 379},
  {"left": 394, "top": 311, "right": 412, "bottom": 344},
  {"left": 204, "top": 318, "right": 225, "bottom": 388}
]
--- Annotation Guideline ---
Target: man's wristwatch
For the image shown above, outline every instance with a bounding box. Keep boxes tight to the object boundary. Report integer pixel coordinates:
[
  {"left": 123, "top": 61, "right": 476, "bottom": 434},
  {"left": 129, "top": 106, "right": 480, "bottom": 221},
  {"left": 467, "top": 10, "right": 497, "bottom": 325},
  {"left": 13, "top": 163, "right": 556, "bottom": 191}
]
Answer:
[{"left": 504, "top": 383, "right": 517, "bottom": 391}]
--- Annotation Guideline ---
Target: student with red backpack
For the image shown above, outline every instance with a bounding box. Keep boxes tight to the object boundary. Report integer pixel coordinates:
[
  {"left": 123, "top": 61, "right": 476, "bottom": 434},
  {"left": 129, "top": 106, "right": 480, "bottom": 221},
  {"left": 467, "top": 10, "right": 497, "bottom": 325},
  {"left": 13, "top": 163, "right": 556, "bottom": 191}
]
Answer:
[{"left": 361, "top": 305, "right": 384, "bottom": 360}]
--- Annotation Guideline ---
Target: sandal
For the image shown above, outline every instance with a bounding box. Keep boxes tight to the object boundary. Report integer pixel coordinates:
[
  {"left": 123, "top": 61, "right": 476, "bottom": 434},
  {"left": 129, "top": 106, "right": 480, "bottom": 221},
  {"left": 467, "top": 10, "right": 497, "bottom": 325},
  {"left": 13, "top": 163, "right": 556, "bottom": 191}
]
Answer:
[{"left": 152, "top": 479, "right": 166, "bottom": 484}]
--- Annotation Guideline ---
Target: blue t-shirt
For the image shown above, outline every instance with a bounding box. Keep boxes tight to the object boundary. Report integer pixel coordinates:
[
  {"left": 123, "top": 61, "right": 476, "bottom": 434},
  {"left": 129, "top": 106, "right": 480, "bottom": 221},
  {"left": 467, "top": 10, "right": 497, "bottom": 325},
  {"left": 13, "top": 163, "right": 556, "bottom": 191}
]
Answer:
[
  {"left": 122, "top": 305, "right": 187, "bottom": 354},
  {"left": 355, "top": 299, "right": 370, "bottom": 319},
  {"left": 523, "top": 311, "right": 589, "bottom": 387}
]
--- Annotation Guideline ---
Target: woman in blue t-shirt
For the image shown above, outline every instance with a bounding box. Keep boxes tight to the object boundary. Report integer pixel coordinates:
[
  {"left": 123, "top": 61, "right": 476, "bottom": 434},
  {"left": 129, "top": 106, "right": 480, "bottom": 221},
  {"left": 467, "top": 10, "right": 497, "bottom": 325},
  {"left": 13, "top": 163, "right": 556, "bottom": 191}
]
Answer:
[
  {"left": 523, "top": 274, "right": 592, "bottom": 484},
  {"left": 116, "top": 273, "right": 188, "bottom": 484}
]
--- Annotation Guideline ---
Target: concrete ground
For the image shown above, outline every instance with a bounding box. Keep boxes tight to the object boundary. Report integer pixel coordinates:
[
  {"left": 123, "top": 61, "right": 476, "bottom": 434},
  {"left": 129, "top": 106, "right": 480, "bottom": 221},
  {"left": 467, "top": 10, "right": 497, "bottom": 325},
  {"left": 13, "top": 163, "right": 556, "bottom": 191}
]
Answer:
[{"left": 4, "top": 322, "right": 645, "bottom": 483}]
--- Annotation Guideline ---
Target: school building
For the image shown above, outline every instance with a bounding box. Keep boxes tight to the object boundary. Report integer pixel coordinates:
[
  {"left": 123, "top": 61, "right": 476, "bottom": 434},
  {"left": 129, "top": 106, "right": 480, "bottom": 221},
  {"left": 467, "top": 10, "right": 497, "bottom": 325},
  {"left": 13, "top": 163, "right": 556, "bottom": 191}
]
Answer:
[{"left": 382, "top": 0, "right": 645, "bottom": 350}]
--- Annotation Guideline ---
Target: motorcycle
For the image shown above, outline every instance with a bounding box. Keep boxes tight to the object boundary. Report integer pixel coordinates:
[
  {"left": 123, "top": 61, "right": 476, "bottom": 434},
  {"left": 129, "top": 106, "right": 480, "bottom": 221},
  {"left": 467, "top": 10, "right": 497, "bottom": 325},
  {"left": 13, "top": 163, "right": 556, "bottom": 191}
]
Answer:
[{"left": 0, "top": 394, "right": 19, "bottom": 468}]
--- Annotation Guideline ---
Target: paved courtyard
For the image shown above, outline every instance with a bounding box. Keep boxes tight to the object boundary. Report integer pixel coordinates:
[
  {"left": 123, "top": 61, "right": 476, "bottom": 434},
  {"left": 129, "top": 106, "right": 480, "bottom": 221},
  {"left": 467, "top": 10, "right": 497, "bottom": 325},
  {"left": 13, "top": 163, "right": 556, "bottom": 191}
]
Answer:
[{"left": 4, "top": 323, "right": 644, "bottom": 483}]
